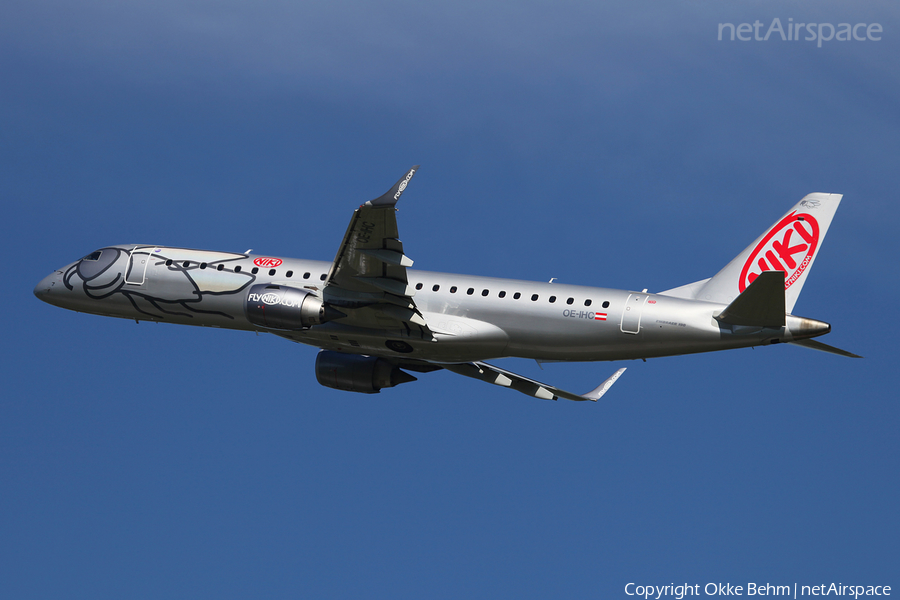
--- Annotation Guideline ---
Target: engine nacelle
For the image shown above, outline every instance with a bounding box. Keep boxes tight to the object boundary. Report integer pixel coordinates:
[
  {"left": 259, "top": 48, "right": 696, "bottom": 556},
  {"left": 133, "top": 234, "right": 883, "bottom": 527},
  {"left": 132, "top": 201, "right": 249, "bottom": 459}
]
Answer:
[
  {"left": 245, "top": 284, "right": 343, "bottom": 330},
  {"left": 315, "top": 351, "right": 417, "bottom": 394}
]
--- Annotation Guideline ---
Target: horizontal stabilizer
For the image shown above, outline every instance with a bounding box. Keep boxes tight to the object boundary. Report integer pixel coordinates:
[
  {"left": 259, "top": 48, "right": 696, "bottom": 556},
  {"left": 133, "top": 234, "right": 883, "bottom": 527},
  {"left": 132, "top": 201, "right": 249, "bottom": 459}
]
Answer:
[
  {"left": 715, "top": 270, "right": 785, "bottom": 327},
  {"left": 789, "top": 338, "right": 862, "bottom": 358}
]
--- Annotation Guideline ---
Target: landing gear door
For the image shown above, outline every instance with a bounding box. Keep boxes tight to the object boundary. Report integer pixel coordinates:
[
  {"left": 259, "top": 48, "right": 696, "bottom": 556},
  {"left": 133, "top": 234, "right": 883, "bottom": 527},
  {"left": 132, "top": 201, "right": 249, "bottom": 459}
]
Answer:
[
  {"left": 125, "top": 246, "right": 158, "bottom": 285},
  {"left": 620, "top": 293, "right": 648, "bottom": 334}
]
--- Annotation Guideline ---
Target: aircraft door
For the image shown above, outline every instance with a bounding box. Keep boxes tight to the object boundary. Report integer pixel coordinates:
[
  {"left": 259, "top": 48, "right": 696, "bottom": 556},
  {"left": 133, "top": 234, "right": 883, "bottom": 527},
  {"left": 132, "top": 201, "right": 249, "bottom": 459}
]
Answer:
[
  {"left": 125, "top": 246, "right": 158, "bottom": 285},
  {"left": 620, "top": 293, "right": 648, "bottom": 334}
]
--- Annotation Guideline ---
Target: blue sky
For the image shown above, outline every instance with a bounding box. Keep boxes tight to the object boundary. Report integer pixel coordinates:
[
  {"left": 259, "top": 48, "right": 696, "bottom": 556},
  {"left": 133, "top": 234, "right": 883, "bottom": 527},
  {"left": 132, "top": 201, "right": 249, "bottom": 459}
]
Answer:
[{"left": 2, "top": 1, "right": 898, "bottom": 598}]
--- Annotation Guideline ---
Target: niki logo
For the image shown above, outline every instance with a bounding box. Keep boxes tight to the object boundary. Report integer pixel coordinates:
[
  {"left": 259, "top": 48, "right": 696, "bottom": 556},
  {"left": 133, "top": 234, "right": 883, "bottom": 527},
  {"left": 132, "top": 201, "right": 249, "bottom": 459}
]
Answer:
[
  {"left": 739, "top": 212, "right": 819, "bottom": 293},
  {"left": 253, "top": 257, "right": 283, "bottom": 268}
]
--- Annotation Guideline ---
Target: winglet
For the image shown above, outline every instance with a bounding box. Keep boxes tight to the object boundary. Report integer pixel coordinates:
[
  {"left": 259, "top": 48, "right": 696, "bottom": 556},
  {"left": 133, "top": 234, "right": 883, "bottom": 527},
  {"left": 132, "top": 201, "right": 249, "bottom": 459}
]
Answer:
[
  {"left": 581, "top": 368, "right": 627, "bottom": 401},
  {"left": 365, "top": 166, "right": 419, "bottom": 207}
]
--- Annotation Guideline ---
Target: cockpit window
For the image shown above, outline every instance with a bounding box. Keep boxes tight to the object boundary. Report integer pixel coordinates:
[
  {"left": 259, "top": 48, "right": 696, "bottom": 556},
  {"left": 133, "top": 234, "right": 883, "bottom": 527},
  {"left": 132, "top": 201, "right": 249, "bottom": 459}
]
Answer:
[{"left": 76, "top": 247, "right": 121, "bottom": 281}]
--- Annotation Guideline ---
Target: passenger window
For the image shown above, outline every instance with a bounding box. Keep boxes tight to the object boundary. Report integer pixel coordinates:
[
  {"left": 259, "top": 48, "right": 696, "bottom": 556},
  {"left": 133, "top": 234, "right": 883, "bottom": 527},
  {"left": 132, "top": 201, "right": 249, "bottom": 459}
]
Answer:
[
  {"left": 498, "top": 291, "right": 506, "bottom": 298},
  {"left": 602, "top": 301, "right": 610, "bottom": 308},
  {"left": 584, "top": 299, "right": 592, "bottom": 307},
  {"left": 514, "top": 292, "right": 521, "bottom": 299},
  {"left": 450, "top": 286, "right": 457, "bottom": 293},
  {"left": 320, "top": 274, "right": 326, "bottom": 281},
  {"left": 217, "top": 264, "right": 224, "bottom": 271},
  {"left": 566, "top": 297, "right": 574, "bottom": 305},
  {"left": 432, "top": 284, "right": 440, "bottom": 292},
  {"left": 416, "top": 283, "right": 423, "bottom": 290},
  {"left": 165, "top": 259, "right": 173, "bottom": 266},
  {"left": 531, "top": 294, "right": 539, "bottom": 301},
  {"left": 481, "top": 289, "right": 489, "bottom": 296},
  {"left": 183, "top": 261, "right": 190, "bottom": 268},
  {"left": 549, "top": 296, "right": 556, "bottom": 303},
  {"left": 251, "top": 267, "right": 259, "bottom": 274},
  {"left": 286, "top": 270, "right": 293, "bottom": 277},
  {"left": 235, "top": 266, "right": 242, "bottom": 273},
  {"left": 467, "top": 288, "right": 474, "bottom": 295},
  {"left": 200, "top": 263, "right": 207, "bottom": 269},
  {"left": 269, "top": 269, "right": 276, "bottom": 276},
  {"left": 303, "top": 272, "right": 310, "bottom": 279}
]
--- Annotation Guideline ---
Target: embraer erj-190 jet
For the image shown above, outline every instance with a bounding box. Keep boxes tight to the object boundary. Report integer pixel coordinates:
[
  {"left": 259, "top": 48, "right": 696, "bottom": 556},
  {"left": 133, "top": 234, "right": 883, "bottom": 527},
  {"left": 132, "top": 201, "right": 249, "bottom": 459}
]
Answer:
[{"left": 34, "top": 167, "right": 859, "bottom": 401}]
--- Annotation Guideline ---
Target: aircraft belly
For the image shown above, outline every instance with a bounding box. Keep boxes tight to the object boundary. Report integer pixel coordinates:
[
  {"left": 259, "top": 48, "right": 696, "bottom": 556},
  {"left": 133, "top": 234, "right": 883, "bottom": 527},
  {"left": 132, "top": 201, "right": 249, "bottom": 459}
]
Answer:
[{"left": 279, "top": 315, "right": 510, "bottom": 363}]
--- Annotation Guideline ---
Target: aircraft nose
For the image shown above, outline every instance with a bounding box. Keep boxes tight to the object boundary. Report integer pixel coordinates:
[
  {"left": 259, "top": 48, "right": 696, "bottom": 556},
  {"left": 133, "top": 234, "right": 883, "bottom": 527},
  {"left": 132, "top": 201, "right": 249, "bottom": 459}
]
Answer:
[{"left": 34, "top": 271, "right": 62, "bottom": 304}]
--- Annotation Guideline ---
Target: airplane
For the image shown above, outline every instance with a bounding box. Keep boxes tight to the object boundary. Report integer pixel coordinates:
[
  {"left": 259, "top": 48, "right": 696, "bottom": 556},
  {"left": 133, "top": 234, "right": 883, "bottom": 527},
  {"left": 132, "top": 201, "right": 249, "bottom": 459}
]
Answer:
[{"left": 34, "top": 166, "right": 860, "bottom": 401}]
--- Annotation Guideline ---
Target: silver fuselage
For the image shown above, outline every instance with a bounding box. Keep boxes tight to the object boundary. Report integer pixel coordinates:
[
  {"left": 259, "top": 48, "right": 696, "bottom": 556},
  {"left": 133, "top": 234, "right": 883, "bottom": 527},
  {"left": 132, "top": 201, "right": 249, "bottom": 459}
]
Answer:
[{"left": 35, "top": 244, "right": 822, "bottom": 364}]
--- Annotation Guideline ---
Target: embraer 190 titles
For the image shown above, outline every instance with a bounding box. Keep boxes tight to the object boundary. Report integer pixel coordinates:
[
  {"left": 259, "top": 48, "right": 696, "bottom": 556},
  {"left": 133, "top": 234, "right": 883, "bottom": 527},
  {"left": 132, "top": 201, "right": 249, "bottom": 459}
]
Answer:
[{"left": 34, "top": 167, "right": 860, "bottom": 401}]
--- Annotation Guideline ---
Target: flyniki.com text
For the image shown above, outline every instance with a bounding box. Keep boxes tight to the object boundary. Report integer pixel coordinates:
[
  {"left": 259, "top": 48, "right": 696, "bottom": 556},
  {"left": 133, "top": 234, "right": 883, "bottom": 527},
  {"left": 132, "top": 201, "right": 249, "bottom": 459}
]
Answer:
[{"left": 718, "top": 18, "right": 882, "bottom": 47}]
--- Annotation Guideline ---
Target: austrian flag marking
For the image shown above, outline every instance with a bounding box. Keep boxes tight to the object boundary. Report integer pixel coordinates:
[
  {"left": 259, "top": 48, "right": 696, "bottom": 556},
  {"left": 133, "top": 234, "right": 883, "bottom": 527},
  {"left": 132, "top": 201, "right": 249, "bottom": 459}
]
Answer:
[
  {"left": 739, "top": 211, "right": 819, "bottom": 293},
  {"left": 594, "top": 313, "right": 608, "bottom": 321}
]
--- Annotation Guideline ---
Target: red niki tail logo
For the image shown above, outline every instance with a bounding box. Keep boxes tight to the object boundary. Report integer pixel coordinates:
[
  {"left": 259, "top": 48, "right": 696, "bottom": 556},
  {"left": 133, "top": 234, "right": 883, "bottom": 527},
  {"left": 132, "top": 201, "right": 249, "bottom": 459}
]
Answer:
[{"left": 739, "top": 211, "right": 820, "bottom": 293}]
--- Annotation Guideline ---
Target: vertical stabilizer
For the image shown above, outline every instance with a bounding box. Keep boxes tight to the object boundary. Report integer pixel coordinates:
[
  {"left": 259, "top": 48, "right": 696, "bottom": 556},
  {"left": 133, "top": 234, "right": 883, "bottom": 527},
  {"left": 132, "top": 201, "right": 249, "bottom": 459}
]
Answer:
[{"left": 691, "top": 193, "right": 842, "bottom": 313}]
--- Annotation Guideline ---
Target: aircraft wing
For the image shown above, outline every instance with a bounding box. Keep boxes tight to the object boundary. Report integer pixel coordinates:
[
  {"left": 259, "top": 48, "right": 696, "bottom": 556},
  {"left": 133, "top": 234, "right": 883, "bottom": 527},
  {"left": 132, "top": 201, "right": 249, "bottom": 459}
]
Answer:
[
  {"left": 321, "top": 166, "right": 433, "bottom": 339},
  {"left": 441, "top": 361, "right": 627, "bottom": 402}
]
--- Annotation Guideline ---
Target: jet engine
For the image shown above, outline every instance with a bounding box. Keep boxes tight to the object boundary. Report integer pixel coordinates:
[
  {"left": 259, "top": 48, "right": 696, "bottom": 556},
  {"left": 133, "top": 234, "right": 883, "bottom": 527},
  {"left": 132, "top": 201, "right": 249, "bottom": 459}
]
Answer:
[
  {"left": 245, "top": 284, "right": 344, "bottom": 330},
  {"left": 315, "top": 351, "right": 417, "bottom": 394}
]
